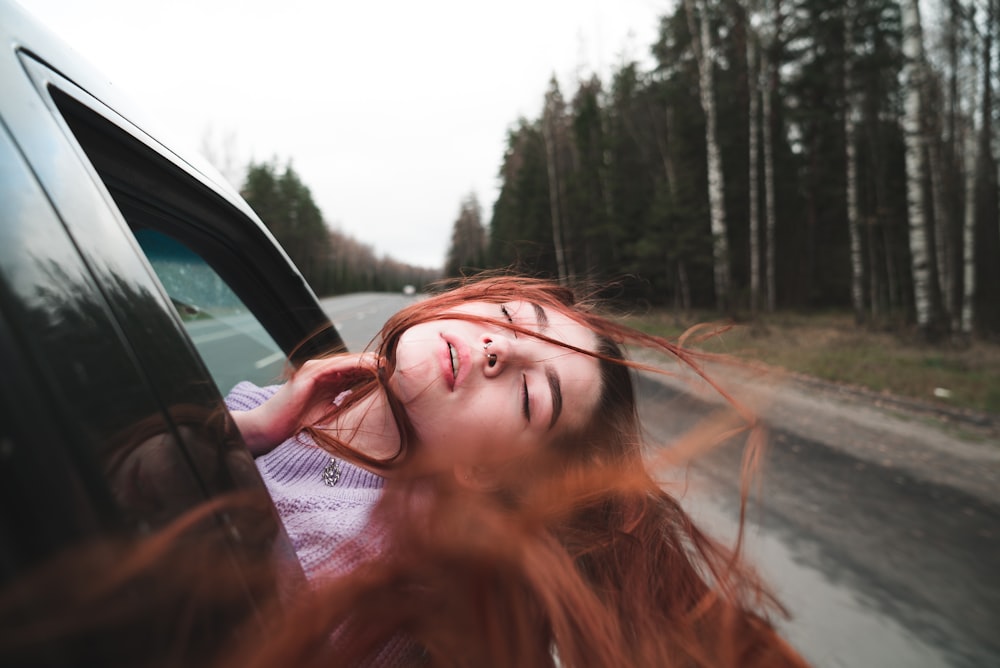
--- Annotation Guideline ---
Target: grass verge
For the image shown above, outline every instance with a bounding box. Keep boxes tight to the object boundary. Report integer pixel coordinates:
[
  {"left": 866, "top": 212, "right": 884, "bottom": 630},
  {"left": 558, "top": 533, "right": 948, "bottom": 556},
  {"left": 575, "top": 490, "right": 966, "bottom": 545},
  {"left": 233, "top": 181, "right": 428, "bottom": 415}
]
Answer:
[{"left": 620, "top": 310, "right": 1000, "bottom": 416}]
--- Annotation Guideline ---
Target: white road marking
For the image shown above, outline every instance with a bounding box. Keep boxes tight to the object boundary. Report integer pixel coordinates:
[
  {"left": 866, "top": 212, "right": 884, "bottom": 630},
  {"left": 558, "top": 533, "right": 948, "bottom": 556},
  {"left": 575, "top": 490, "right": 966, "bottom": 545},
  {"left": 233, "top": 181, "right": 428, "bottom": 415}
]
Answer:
[
  {"left": 191, "top": 329, "right": 237, "bottom": 344},
  {"left": 254, "top": 351, "right": 285, "bottom": 369}
]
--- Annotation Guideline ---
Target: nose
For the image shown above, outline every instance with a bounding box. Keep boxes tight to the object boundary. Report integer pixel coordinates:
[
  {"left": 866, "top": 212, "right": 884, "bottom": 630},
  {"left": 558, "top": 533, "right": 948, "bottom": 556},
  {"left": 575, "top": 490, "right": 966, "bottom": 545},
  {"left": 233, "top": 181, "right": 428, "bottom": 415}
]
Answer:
[{"left": 480, "top": 335, "right": 521, "bottom": 378}]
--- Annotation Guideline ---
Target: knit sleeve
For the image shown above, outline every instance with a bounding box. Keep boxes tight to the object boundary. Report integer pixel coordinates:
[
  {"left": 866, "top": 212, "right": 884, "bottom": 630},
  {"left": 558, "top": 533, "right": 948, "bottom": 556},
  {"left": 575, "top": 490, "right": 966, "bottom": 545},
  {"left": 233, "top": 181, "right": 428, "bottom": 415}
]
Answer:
[{"left": 224, "top": 380, "right": 282, "bottom": 412}]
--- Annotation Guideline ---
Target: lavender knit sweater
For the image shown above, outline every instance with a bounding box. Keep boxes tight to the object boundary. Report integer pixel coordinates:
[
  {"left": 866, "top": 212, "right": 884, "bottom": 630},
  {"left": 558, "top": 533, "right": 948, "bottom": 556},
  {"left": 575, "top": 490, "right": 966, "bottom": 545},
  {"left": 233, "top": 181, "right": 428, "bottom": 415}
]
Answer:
[
  {"left": 226, "top": 382, "right": 424, "bottom": 665},
  {"left": 224, "top": 381, "right": 386, "bottom": 581}
]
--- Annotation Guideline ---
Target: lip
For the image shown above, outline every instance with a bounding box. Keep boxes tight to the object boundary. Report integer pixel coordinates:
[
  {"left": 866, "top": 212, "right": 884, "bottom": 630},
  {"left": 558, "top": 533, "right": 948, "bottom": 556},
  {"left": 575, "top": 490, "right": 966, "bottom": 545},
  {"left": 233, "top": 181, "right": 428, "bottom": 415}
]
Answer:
[{"left": 439, "top": 334, "right": 471, "bottom": 391}]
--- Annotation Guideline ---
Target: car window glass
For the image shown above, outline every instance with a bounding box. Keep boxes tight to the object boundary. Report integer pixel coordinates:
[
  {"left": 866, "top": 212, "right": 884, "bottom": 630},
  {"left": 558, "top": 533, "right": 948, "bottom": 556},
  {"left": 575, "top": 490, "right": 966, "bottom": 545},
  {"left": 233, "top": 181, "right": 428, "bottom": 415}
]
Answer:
[{"left": 133, "top": 229, "right": 286, "bottom": 394}]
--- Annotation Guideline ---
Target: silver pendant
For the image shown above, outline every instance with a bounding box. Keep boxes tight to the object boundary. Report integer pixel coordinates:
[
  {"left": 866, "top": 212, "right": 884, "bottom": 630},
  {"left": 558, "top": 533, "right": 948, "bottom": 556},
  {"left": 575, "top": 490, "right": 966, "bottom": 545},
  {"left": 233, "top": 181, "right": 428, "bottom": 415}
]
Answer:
[{"left": 322, "top": 458, "right": 341, "bottom": 486}]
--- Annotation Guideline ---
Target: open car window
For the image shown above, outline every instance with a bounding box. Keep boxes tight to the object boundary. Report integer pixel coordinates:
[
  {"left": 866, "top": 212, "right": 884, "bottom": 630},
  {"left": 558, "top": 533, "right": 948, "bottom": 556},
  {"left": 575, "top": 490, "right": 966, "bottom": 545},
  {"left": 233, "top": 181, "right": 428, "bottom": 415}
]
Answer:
[{"left": 133, "top": 229, "right": 286, "bottom": 394}]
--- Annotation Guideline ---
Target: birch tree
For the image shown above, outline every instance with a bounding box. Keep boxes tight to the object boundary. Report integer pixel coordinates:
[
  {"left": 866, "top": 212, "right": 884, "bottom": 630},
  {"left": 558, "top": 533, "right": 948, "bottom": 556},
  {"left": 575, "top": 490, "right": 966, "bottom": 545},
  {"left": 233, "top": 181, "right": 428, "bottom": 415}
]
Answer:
[
  {"left": 844, "top": 0, "right": 865, "bottom": 322},
  {"left": 901, "top": 0, "right": 946, "bottom": 336},
  {"left": 683, "top": 0, "right": 731, "bottom": 310},
  {"left": 748, "top": 24, "right": 762, "bottom": 315},
  {"left": 941, "top": 0, "right": 965, "bottom": 329},
  {"left": 961, "top": 56, "right": 977, "bottom": 334}
]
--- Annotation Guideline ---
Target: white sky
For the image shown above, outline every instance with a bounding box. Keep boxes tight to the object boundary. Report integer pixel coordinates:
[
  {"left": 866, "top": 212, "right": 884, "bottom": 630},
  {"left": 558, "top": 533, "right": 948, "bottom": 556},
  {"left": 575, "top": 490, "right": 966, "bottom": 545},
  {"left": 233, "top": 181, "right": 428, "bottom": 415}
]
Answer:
[{"left": 17, "top": 0, "right": 667, "bottom": 269}]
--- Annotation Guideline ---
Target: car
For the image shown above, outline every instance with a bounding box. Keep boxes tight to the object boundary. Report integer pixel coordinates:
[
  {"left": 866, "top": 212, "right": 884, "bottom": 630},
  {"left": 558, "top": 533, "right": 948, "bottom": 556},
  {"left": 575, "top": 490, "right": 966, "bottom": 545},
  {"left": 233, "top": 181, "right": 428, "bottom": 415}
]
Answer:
[{"left": 0, "top": 1, "right": 346, "bottom": 663}]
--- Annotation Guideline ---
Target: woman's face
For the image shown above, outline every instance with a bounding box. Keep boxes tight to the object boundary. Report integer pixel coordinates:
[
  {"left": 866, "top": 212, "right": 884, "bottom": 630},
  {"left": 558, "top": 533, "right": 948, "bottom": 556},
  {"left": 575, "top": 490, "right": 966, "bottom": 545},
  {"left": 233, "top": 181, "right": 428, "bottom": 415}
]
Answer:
[{"left": 388, "top": 300, "right": 601, "bottom": 470}]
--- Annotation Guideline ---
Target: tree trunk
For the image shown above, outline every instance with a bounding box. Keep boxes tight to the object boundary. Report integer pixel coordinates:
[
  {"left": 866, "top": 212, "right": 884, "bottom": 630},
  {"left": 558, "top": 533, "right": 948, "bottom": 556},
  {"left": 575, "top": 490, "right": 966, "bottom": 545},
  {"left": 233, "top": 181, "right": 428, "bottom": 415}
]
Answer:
[
  {"left": 972, "top": 0, "right": 1000, "bottom": 335},
  {"left": 946, "top": 0, "right": 964, "bottom": 332},
  {"left": 748, "top": 31, "right": 762, "bottom": 315},
  {"left": 928, "top": 117, "right": 953, "bottom": 320},
  {"left": 678, "top": 261, "right": 692, "bottom": 312},
  {"left": 928, "top": 134, "right": 951, "bottom": 322},
  {"left": 761, "top": 0, "right": 782, "bottom": 313},
  {"left": 901, "top": 0, "right": 945, "bottom": 336},
  {"left": 960, "top": 4, "right": 980, "bottom": 335},
  {"left": 962, "top": 104, "right": 977, "bottom": 334},
  {"left": 844, "top": 0, "right": 864, "bottom": 322},
  {"left": 542, "top": 83, "right": 570, "bottom": 285},
  {"left": 884, "top": 224, "right": 899, "bottom": 314},
  {"left": 867, "top": 217, "right": 880, "bottom": 318},
  {"left": 659, "top": 106, "right": 682, "bottom": 307},
  {"left": 684, "top": 0, "right": 730, "bottom": 311}
]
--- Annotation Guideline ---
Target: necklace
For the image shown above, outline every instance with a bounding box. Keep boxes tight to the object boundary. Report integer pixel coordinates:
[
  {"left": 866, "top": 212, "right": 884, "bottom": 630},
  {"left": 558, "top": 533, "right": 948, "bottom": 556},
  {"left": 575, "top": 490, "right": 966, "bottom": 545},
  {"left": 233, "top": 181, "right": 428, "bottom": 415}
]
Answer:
[
  {"left": 322, "top": 458, "right": 341, "bottom": 486},
  {"left": 321, "top": 388, "right": 353, "bottom": 487}
]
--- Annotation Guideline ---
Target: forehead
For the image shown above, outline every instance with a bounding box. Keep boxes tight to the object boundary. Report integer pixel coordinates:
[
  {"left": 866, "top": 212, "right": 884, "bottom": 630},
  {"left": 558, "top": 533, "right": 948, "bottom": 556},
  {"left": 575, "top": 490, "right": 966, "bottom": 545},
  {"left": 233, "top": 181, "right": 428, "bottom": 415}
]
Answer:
[{"left": 535, "top": 306, "right": 602, "bottom": 434}]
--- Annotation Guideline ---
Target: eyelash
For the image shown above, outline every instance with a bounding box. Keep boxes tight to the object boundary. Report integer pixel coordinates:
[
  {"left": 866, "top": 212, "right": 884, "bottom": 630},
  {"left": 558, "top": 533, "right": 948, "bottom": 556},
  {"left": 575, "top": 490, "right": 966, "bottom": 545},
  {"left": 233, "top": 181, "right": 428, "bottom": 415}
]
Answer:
[
  {"left": 501, "top": 305, "right": 530, "bottom": 422},
  {"left": 522, "top": 374, "right": 531, "bottom": 422},
  {"left": 500, "top": 304, "right": 516, "bottom": 336}
]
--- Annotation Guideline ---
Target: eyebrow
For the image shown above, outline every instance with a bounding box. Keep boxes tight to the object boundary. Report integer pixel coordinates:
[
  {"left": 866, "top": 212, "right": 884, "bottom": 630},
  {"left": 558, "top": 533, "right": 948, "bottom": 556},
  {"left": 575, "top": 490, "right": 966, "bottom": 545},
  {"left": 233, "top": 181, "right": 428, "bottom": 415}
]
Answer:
[
  {"left": 532, "top": 302, "right": 549, "bottom": 331},
  {"left": 531, "top": 303, "right": 562, "bottom": 430}
]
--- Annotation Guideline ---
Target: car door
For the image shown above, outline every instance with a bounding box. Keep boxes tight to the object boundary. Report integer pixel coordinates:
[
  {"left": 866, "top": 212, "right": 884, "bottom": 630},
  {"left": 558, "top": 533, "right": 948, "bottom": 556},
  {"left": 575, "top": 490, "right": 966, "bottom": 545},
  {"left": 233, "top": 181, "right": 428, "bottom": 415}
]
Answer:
[{"left": 0, "top": 5, "right": 343, "bottom": 664}]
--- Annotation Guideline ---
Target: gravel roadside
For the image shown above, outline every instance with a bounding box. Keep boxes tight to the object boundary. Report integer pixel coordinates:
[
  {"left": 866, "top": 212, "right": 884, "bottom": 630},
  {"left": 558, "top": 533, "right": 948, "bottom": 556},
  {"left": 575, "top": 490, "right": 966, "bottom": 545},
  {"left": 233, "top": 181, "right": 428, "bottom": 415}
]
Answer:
[{"left": 634, "top": 351, "right": 1000, "bottom": 506}]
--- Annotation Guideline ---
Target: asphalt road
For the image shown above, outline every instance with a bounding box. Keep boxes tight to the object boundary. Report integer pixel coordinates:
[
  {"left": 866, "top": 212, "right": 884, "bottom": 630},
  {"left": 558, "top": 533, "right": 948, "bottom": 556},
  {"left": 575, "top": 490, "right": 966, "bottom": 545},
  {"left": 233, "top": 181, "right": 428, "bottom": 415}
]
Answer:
[{"left": 321, "top": 292, "right": 1000, "bottom": 668}]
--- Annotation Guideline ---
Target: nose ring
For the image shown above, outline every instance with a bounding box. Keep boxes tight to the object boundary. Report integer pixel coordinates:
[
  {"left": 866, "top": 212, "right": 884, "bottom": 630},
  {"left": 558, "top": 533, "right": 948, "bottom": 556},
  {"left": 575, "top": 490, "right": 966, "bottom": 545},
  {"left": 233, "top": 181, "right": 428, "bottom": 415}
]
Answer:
[{"left": 484, "top": 342, "right": 497, "bottom": 368}]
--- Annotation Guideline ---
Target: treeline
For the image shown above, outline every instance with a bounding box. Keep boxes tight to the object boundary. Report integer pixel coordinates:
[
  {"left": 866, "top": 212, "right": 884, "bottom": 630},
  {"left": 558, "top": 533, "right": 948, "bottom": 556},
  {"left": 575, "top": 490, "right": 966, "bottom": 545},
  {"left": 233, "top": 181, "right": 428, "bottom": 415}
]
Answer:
[
  {"left": 448, "top": 0, "right": 1000, "bottom": 338},
  {"left": 240, "top": 159, "right": 440, "bottom": 295}
]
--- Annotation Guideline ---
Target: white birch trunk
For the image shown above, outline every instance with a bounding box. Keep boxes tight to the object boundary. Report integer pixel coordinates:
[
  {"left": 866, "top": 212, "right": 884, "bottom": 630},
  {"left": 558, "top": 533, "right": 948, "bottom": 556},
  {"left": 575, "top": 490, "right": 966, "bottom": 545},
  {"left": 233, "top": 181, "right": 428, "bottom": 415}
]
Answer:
[
  {"left": 684, "top": 0, "right": 730, "bottom": 309},
  {"left": 962, "top": 112, "right": 977, "bottom": 333},
  {"left": 961, "top": 6, "right": 982, "bottom": 333},
  {"left": 844, "top": 0, "right": 864, "bottom": 321},
  {"left": 901, "top": 0, "right": 934, "bottom": 329},
  {"left": 748, "top": 32, "right": 762, "bottom": 315},
  {"left": 761, "top": 0, "right": 781, "bottom": 313}
]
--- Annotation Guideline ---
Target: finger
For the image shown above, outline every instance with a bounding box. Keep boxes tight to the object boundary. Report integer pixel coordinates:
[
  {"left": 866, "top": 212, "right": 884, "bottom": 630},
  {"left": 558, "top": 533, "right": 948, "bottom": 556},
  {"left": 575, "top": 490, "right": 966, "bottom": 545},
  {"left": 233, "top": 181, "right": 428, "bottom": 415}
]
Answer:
[{"left": 298, "top": 353, "right": 379, "bottom": 382}]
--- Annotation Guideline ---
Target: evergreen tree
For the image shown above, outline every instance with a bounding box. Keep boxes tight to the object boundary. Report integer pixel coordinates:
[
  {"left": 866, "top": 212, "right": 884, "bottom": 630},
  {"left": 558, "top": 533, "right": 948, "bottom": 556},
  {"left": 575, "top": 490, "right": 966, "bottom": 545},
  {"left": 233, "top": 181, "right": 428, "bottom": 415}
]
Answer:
[
  {"left": 445, "top": 193, "right": 488, "bottom": 277},
  {"left": 242, "top": 159, "right": 333, "bottom": 295},
  {"left": 567, "top": 76, "right": 614, "bottom": 283},
  {"left": 489, "top": 120, "right": 559, "bottom": 276},
  {"left": 478, "top": 0, "right": 998, "bottom": 329}
]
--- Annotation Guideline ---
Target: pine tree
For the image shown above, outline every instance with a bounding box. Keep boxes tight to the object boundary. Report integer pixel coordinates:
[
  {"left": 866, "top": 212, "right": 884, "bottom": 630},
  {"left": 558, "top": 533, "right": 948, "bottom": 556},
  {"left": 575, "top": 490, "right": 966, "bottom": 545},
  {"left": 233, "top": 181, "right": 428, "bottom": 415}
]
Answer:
[
  {"left": 242, "top": 159, "right": 332, "bottom": 295},
  {"left": 445, "top": 193, "right": 488, "bottom": 277}
]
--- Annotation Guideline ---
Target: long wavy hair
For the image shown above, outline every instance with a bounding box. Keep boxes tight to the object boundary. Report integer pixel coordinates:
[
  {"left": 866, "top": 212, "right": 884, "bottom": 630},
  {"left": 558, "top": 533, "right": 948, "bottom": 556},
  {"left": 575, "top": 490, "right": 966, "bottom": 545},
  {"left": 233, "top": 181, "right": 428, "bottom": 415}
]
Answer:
[
  {"left": 241, "top": 274, "right": 808, "bottom": 667},
  {"left": 0, "top": 274, "right": 807, "bottom": 668}
]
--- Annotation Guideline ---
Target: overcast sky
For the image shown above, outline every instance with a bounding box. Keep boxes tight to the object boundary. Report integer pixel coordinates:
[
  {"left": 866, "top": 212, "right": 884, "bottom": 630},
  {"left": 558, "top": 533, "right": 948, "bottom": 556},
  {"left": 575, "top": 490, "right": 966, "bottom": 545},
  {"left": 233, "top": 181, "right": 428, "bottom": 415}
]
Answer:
[{"left": 18, "top": 0, "right": 666, "bottom": 268}]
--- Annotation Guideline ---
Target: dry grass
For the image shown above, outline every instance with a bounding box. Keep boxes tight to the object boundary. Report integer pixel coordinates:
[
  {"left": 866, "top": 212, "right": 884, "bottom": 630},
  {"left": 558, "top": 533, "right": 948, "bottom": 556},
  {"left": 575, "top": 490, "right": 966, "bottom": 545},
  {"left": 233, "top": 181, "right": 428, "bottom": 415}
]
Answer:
[{"left": 621, "top": 310, "right": 1000, "bottom": 416}]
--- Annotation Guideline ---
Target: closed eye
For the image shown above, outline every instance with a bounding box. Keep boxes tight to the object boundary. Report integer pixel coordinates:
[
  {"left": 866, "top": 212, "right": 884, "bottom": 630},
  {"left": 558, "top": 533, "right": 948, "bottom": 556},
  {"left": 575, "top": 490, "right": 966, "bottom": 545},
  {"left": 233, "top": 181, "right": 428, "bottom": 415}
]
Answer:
[
  {"left": 521, "top": 374, "right": 531, "bottom": 422},
  {"left": 500, "top": 303, "right": 517, "bottom": 338}
]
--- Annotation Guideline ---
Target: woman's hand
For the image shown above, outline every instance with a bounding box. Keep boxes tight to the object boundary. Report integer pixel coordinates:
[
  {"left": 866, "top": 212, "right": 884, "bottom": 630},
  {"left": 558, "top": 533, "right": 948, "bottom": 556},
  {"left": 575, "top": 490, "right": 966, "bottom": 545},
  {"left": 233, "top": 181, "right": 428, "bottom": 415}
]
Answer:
[{"left": 232, "top": 353, "right": 378, "bottom": 455}]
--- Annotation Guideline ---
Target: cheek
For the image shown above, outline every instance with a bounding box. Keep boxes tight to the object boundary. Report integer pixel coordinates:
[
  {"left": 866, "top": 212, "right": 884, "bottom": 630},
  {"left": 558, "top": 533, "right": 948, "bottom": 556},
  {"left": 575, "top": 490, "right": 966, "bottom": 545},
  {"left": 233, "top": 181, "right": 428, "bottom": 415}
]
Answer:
[
  {"left": 391, "top": 360, "right": 434, "bottom": 404},
  {"left": 389, "top": 337, "right": 441, "bottom": 403}
]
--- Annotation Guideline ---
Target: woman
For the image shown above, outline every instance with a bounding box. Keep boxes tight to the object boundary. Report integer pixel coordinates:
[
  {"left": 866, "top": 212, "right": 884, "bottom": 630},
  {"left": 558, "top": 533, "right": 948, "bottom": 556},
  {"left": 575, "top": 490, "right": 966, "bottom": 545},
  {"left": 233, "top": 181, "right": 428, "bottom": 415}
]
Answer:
[{"left": 219, "top": 275, "right": 807, "bottom": 667}]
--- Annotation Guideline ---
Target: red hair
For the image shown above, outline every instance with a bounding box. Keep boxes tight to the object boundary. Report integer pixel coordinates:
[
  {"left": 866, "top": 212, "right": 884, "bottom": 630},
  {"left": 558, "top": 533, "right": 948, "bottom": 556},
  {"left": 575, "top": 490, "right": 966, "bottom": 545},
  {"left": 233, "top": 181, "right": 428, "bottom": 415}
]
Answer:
[
  {"left": 1, "top": 274, "right": 807, "bottom": 667},
  {"left": 266, "top": 274, "right": 807, "bottom": 666}
]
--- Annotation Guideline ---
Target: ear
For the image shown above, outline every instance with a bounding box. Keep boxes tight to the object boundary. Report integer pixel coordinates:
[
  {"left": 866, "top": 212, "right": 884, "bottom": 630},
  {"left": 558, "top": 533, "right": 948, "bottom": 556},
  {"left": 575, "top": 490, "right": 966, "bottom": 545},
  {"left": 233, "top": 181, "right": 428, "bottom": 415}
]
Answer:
[{"left": 452, "top": 463, "right": 498, "bottom": 492}]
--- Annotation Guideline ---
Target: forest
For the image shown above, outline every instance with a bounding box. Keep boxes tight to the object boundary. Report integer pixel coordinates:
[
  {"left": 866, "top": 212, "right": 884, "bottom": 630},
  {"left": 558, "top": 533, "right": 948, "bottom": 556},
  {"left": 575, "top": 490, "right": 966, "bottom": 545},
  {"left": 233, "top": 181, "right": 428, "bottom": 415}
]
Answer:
[
  {"left": 240, "top": 159, "right": 440, "bottom": 295},
  {"left": 446, "top": 0, "right": 1000, "bottom": 339},
  {"left": 239, "top": 0, "right": 998, "bottom": 341}
]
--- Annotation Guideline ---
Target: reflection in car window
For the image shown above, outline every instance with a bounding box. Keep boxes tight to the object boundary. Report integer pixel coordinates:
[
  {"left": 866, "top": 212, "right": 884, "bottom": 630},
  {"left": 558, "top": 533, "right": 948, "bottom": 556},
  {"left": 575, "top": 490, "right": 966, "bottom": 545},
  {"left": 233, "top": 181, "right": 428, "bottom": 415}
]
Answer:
[{"left": 134, "top": 229, "right": 286, "bottom": 394}]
